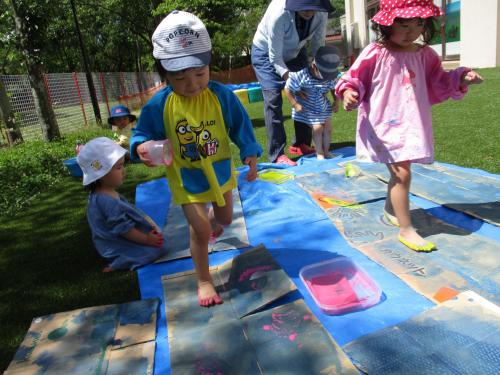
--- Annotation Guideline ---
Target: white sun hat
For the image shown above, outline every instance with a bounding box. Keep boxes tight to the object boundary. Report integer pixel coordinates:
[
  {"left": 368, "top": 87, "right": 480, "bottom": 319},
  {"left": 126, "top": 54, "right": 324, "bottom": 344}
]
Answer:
[
  {"left": 152, "top": 10, "right": 212, "bottom": 72},
  {"left": 76, "top": 137, "right": 127, "bottom": 186}
]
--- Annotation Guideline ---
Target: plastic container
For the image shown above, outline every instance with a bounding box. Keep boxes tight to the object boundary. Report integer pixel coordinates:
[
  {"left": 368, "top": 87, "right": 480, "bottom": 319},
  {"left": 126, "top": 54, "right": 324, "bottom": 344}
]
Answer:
[
  {"left": 63, "top": 157, "right": 83, "bottom": 177},
  {"left": 299, "top": 257, "right": 382, "bottom": 315},
  {"left": 144, "top": 139, "right": 173, "bottom": 166},
  {"left": 247, "top": 87, "right": 264, "bottom": 103}
]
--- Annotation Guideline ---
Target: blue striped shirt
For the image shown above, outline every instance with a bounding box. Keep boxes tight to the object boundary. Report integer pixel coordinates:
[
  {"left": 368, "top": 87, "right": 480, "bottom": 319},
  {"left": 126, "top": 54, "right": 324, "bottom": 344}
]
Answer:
[{"left": 285, "top": 67, "right": 337, "bottom": 125}]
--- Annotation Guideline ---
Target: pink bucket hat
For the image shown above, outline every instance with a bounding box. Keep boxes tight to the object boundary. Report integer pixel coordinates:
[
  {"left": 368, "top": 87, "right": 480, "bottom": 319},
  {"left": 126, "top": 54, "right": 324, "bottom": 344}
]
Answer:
[{"left": 372, "top": 0, "right": 443, "bottom": 26}]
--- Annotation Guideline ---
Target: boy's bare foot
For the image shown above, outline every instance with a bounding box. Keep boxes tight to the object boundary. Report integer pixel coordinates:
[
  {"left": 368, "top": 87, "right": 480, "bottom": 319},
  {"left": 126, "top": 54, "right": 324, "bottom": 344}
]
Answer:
[
  {"left": 316, "top": 154, "right": 325, "bottom": 160},
  {"left": 198, "top": 281, "right": 223, "bottom": 307},
  {"left": 209, "top": 224, "right": 224, "bottom": 244}
]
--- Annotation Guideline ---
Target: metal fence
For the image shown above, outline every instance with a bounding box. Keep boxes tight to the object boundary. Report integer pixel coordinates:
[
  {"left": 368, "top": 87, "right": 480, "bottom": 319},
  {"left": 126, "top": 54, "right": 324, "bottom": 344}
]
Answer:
[{"left": 0, "top": 71, "right": 163, "bottom": 144}]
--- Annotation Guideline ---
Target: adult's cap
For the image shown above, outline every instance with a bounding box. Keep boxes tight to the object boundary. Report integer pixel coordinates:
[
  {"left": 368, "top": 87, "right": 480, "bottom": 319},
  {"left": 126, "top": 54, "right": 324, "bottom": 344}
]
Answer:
[
  {"left": 285, "top": 0, "right": 335, "bottom": 13},
  {"left": 152, "top": 10, "right": 212, "bottom": 72}
]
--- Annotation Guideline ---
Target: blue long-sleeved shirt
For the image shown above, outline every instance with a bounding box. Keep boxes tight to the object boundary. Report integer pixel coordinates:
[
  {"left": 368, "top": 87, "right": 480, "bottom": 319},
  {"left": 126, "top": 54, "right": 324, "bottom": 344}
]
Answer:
[
  {"left": 252, "top": 0, "right": 327, "bottom": 78},
  {"left": 131, "top": 81, "right": 262, "bottom": 163}
]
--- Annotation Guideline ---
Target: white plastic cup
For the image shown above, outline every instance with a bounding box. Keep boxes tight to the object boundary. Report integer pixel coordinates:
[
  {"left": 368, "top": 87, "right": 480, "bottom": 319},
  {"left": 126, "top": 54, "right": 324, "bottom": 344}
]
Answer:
[{"left": 145, "top": 139, "right": 173, "bottom": 166}]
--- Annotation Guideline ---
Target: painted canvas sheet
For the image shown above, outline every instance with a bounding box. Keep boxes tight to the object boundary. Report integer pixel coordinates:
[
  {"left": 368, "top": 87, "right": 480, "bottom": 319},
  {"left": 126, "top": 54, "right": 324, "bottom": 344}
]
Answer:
[
  {"left": 242, "top": 300, "right": 359, "bottom": 375},
  {"left": 156, "top": 189, "right": 249, "bottom": 263},
  {"left": 312, "top": 200, "right": 500, "bottom": 303},
  {"left": 296, "top": 169, "right": 387, "bottom": 207},
  {"left": 107, "top": 341, "right": 155, "bottom": 375},
  {"left": 5, "top": 299, "right": 158, "bottom": 375},
  {"left": 316, "top": 197, "right": 499, "bottom": 304},
  {"left": 343, "top": 291, "right": 500, "bottom": 375},
  {"left": 339, "top": 161, "right": 500, "bottom": 225}
]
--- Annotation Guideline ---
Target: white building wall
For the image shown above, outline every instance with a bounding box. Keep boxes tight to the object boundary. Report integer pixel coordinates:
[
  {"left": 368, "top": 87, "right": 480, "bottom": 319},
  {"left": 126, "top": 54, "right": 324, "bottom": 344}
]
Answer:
[{"left": 460, "top": 0, "right": 500, "bottom": 68}]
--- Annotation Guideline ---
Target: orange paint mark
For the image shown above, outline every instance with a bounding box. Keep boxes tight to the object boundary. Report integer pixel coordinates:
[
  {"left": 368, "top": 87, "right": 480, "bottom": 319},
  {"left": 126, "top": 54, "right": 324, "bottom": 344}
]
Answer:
[{"left": 433, "top": 286, "right": 460, "bottom": 303}]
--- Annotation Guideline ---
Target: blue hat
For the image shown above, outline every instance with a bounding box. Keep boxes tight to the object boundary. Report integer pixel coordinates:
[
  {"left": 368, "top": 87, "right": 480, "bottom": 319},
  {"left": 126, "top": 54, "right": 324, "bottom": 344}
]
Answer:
[
  {"left": 107, "top": 105, "right": 136, "bottom": 125},
  {"left": 314, "top": 45, "right": 341, "bottom": 80},
  {"left": 285, "top": 0, "right": 335, "bottom": 13}
]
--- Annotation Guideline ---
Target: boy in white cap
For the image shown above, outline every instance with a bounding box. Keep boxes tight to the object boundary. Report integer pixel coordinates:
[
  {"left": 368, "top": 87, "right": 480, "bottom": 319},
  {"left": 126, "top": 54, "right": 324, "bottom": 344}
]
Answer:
[
  {"left": 77, "top": 137, "right": 167, "bottom": 272},
  {"left": 284, "top": 45, "right": 341, "bottom": 160},
  {"left": 130, "top": 11, "right": 262, "bottom": 307}
]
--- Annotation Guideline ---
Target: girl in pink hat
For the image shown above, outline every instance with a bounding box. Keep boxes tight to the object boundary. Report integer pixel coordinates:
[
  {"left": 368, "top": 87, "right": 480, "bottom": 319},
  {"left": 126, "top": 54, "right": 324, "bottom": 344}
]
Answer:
[{"left": 335, "top": 0, "right": 483, "bottom": 252}]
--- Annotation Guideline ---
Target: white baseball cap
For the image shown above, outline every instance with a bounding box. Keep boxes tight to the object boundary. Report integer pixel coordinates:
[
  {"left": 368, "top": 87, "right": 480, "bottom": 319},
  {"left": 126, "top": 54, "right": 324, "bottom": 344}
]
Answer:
[
  {"left": 152, "top": 10, "right": 212, "bottom": 72},
  {"left": 76, "top": 137, "right": 127, "bottom": 186}
]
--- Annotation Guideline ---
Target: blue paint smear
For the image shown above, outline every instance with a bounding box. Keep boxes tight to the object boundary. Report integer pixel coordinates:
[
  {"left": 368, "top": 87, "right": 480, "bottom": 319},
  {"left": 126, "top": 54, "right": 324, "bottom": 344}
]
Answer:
[
  {"left": 108, "top": 357, "right": 149, "bottom": 375},
  {"left": 118, "top": 299, "right": 158, "bottom": 326}
]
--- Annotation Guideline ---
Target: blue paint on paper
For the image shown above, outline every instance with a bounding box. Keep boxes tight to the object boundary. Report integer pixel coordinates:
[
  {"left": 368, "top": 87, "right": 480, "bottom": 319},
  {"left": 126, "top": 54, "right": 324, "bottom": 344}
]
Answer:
[{"left": 119, "top": 299, "right": 158, "bottom": 325}]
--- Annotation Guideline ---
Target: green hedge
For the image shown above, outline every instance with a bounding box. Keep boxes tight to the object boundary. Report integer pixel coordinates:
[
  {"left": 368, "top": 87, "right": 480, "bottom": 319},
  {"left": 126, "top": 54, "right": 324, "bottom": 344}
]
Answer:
[{"left": 0, "top": 128, "right": 112, "bottom": 216}]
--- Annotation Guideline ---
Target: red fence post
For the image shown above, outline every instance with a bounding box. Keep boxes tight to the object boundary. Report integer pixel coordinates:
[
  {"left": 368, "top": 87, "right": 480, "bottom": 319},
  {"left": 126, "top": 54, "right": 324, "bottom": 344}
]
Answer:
[
  {"left": 73, "top": 72, "right": 88, "bottom": 126},
  {"left": 119, "top": 72, "right": 129, "bottom": 108},
  {"left": 99, "top": 73, "right": 110, "bottom": 116}
]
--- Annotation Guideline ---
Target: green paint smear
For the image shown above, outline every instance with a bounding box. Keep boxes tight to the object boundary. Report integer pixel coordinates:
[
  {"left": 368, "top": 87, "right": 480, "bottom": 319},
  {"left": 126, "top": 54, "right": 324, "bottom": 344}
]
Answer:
[{"left": 47, "top": 326, "right": 68, "bottom": 340}]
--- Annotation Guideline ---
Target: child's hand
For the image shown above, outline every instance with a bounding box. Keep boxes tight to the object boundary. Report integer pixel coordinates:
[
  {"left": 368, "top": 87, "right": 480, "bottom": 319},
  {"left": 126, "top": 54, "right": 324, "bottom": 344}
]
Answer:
[
  {"left": 296, "top": 90, "right": 308, "bottom": 100},
  {"left": 293, "top": 102, "right": 303, "bottom": 112},
  {"left": 343, "top": 89, "right": 359, "bottom": 111},
  {"left": 332, "top": 100, "right": 339, "bottom": 113},
  {"left": 461, "top": 70, "right": 483, "bottom": 86},
  {"left": 146, "top": 229, "right": 164, "bottom": 248},
  {"left": 244, "top": 156, "right": 258, "bottom": 182},
  {"left": 137, "top": 141, "right": 157, "bottom": 167}
]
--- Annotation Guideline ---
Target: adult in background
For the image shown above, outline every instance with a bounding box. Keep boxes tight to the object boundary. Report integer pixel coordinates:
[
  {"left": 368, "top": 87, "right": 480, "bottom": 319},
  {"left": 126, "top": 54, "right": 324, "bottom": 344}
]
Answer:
[{"left": 252, "top": 0, "right": 334, "bottom": 165}]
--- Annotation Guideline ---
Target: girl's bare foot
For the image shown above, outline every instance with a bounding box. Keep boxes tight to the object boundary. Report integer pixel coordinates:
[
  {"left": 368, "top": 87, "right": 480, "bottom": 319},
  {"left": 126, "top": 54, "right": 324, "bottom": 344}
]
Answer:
[
  {"left": 102, "top": 266, "right": 113, "bottom": 273},
  {"left": 399, "top": 227, "right": 436, "bottom": 252},
  {"left": 316, "top": 154, "right": 325, "bottom": 160},
  {"left": 198, "top": 281, "right": 223, "bottom": 307}
]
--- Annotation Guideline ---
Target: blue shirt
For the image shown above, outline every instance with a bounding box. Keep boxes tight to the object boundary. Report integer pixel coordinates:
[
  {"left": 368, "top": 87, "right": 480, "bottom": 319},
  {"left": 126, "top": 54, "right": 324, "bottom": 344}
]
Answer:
[
  {"left": 285, "top": 67, "right": 337, "bottom": 125},
  {"left": 87, "top": 193, "right": 167, "bottom": 270},
  {"left": 252, "top": 0, "right": 328, "bottom": 78}
]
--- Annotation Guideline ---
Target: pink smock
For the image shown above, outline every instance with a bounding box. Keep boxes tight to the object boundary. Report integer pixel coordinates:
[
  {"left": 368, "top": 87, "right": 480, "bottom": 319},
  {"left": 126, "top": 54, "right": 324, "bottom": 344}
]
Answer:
[{"left": 335, "top": 43, "right": 470, "bottom": 164}]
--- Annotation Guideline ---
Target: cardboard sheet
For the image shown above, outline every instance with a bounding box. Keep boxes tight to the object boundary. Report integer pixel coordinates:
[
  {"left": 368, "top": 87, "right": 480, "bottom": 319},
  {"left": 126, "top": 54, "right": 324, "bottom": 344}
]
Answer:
[
  {"left": 5, "top": 299, "right": 159, "bottom": 375},
  {"left": 343, "top": 291, "right": 500, "bottom": 374},
  {"left": 156, "top": 189, "right": 249, "bottom": 262}
]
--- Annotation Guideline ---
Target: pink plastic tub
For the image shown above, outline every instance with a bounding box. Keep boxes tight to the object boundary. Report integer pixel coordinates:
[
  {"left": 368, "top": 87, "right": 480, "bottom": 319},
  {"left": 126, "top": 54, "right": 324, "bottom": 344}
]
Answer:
[{"left": 299, "top": 257, "right": 382, "bottom": 315}]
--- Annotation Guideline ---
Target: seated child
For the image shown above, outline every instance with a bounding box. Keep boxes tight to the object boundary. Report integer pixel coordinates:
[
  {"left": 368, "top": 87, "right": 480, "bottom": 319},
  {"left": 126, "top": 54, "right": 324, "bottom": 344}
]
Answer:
[
  {"left": 108, "top": 104, "right": 137, "bottom": 148},
  {"left": 284, "top": 45, "right": 341, "bottom": 160},
  {"left": 77, "top": 137, "right": 167, "bottom": 271},
  {"left": 130, "top": 11, "right": 262, "bottom": 306}
]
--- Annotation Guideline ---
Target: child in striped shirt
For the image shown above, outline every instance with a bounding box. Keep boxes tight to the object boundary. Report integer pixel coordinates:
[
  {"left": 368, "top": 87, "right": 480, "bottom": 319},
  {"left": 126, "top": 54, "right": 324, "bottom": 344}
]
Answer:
[{"left": 284, "top": 45, "right": 341, "bottom": 160}]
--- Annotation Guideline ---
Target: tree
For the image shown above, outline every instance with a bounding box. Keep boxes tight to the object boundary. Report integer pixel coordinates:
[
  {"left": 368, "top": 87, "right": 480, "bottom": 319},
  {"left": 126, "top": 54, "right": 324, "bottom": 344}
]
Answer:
[
  {"left": 8, "top": 0, "right": 60, "bottom": 141},
  {"left": 0, "top": 78, "right": 23, "bottom": 144}
]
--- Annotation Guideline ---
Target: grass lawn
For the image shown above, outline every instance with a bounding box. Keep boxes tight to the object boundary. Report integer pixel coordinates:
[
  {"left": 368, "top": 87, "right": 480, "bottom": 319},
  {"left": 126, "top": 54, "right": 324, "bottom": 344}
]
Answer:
[{"left": 1, "top": 67, "right": 499, "bottom": 371}]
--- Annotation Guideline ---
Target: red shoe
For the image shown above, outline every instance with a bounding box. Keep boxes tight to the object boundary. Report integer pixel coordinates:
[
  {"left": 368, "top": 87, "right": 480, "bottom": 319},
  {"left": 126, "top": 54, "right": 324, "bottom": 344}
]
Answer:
[
  {"left": 276, "top": 154, "right": 297, "bottom": 166},
  {"left": 298, "top": 144, "right": 316, "bottom": 155},
  {"left": 288, "top": 144, "right": 316, "bottom": 156},
  {"left": 288, "top": 145, "right": 303, "bottom": 156}
]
